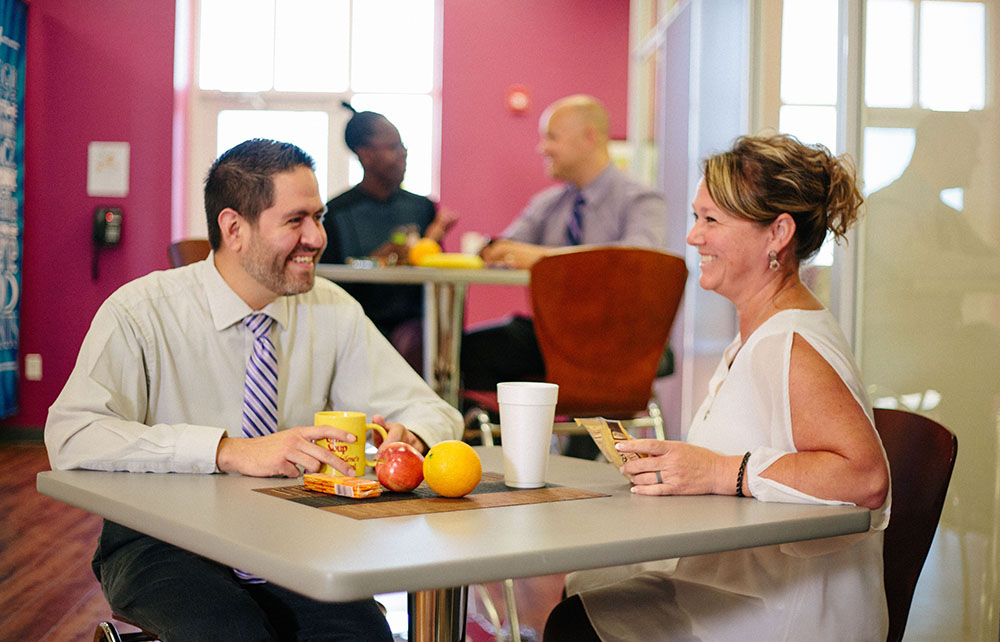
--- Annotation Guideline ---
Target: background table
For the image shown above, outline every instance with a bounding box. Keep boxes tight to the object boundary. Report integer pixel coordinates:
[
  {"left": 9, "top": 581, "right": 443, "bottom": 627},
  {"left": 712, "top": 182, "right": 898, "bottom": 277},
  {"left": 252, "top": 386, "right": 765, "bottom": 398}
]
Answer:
[
  {"left": 316, "top": 264, "right": 529, "bottom": 407},
  {"left": 37, "top": 448, "right": 871, "bottom": 641}
]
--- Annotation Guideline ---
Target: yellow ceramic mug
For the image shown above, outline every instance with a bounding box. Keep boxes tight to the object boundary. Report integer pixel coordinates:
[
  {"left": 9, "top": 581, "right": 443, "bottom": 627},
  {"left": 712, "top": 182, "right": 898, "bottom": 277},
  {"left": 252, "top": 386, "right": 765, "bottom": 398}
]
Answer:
[{"left": 314, "top": 411, "right": 388, "bottom": 477}]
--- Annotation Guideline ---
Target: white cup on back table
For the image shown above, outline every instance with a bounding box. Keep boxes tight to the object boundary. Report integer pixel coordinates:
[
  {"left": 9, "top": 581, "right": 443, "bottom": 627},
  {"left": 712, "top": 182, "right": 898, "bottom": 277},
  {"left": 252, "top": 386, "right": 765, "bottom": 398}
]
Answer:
[{"left": 498, "top": 381, "right": 559, "bottom": 488}]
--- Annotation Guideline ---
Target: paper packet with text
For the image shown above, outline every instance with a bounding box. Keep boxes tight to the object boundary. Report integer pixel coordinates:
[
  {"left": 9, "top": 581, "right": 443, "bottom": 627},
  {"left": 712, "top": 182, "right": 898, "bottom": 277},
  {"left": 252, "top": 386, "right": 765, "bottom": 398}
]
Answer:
[{"left": 574, "top": 417, "right": 648, "bottom": 475}]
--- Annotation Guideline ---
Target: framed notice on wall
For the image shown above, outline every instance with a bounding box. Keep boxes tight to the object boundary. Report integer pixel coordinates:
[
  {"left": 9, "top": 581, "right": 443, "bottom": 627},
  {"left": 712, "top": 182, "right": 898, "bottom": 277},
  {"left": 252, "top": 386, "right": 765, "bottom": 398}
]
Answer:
[{"left": 0, "top": 0, "right": 25, "bottom": 417}]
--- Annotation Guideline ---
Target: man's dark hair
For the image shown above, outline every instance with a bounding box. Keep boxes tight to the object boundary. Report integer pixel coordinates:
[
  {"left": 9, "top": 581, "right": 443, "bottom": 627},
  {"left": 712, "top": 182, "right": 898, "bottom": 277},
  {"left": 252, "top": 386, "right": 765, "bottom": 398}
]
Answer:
[
  {"left": 341, "top": 101, "right": 387, "bottom": 153},
  {"left": 204, "top": 138, "right": 315, "bottom": 250}
]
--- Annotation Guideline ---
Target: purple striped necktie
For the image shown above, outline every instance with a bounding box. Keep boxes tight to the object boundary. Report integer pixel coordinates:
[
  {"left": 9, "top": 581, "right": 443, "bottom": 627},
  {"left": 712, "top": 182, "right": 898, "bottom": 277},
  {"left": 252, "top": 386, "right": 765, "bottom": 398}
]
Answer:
[
  {"left": 241, "top": 313, "right": 278, "bottom": 438},
  {"left": 234, "top": 313, "right": 278, "bottom": 584},
  {"left": 567, "top": 191, "right": 584, "bottom": 245}
]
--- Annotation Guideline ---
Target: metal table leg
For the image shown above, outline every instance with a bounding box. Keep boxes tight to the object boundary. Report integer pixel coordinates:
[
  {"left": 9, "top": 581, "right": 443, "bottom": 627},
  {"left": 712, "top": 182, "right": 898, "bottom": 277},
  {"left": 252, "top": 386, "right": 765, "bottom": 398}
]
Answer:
[
  {"left": 423, "top": 282, "right": 468, "bottom": 408},
  {"left": 422, "top": 282, "right": 437, "bottom": 388},
  {"left": 408, "top": 587, "right": 468, "bottom": 642}
]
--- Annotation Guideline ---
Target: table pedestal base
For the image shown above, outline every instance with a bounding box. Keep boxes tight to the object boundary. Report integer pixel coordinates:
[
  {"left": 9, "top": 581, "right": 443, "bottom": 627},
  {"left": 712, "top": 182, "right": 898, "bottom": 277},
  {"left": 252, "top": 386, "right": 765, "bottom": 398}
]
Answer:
[
  {"left": 424, "top": 282, "right": 467, "bottom": 408},
  {"left": 408, "top": 586, "right": 468, "bottom": 642}
]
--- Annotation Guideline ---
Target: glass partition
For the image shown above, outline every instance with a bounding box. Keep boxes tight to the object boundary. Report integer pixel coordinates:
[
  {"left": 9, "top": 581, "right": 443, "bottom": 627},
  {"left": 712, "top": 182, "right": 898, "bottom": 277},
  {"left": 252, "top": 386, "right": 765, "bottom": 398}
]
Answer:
[{"left": 858, "top": 1, "right": 1000, "bottom": 639}]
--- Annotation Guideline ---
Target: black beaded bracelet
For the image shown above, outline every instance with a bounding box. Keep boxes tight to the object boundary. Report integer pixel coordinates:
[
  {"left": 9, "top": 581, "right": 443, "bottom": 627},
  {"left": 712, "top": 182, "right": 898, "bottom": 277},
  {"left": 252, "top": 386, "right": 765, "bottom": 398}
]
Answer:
[{"left": 736, "top": 451, "right": 751, "bottom": 497}]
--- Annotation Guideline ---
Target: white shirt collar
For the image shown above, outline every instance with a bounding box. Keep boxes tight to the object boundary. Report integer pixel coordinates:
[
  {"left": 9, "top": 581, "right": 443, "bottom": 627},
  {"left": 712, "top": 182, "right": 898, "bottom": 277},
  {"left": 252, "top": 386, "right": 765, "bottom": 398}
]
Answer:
[{"left": 199, "top": 253, "right": 291, "bottom": 332}]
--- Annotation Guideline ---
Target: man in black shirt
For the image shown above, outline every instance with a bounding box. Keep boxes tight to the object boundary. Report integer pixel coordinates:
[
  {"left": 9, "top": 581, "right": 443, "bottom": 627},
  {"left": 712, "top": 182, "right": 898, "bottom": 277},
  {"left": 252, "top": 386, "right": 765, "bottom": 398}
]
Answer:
[{"left": 322, "top": 105, "right": 457, "bottom": 369}]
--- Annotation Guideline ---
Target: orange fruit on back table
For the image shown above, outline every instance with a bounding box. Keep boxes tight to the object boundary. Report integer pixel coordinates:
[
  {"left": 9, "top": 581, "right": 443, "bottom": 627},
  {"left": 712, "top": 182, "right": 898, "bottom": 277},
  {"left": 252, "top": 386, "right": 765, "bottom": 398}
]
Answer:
[
  {"left": 408, "top": 237, "right": 441, "bottom": 265},
  {"left": 423, "top": 440, "right": 482, "bottom": 497}
]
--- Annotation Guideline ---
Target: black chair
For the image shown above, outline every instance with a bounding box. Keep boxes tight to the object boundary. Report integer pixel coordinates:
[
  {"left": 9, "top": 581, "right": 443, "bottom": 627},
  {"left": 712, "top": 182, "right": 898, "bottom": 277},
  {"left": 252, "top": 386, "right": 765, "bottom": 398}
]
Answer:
[{"left": 94, "top": 614, "right": 158, "bottom": 642}]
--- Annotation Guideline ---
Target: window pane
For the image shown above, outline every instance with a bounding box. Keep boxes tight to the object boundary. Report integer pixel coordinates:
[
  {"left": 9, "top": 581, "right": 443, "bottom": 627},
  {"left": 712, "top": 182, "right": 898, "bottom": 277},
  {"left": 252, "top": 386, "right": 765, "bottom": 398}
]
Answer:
[
  {"left": 199, "top": 0, "right": 275, "bottom": 91},
  {"left": 351, "top": 0, "right": 435, "bottom": 93},
  {"left": 778, "top": 105, "right": 838, "bottom": 152},
  {"left": 938, "top": 187, "right": 963, "bottom": 211},
  {"left": 862, "top": 127, "right": 915, "bottom": 195},
  {"left": 217, "top": 110, "right": 330, "bottom": 201},
  {"left": 864, "top": 0, "right": 914, "bottom": 108},
  {"left": 780, "top": 0, "right": 838, "bottom": 105},
  {"left": 347, "top": 95, "right": 433, "bottom": 196},
  {"left": 808, "top": 236, "right": 836, "bottom": 267},
  {"left": 274, "top": 0, "right": 350, "bottom": 92},
  {"left": 919, "top": 1, "right": 985, "bottom": 111}
]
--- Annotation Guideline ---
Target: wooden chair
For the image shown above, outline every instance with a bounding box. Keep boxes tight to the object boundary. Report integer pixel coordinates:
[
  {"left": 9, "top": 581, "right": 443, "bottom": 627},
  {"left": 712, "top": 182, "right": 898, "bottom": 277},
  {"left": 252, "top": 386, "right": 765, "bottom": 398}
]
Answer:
[
  {"left": 873, "top": 407, "right": 958, "bottom": 642},
  {"left": 465, "top": 246, "right": 688, "bottom": 443},
  {"left": 167, "top": 239, "right": 211, "bottom": 268}
]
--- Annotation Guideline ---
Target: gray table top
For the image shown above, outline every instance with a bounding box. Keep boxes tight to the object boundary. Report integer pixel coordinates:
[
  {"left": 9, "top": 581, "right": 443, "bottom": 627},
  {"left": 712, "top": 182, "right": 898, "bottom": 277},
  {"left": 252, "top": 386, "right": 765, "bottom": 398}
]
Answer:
[{"left": 37, "top": 448, "right": 870, "bottom": 601}]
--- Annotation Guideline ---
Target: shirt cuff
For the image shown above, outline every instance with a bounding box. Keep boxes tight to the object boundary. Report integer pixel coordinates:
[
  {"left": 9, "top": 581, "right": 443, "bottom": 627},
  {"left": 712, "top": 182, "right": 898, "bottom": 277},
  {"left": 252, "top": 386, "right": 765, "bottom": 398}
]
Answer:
[{"left": 174, "top": 425, "right": 227, "bottom": 473}]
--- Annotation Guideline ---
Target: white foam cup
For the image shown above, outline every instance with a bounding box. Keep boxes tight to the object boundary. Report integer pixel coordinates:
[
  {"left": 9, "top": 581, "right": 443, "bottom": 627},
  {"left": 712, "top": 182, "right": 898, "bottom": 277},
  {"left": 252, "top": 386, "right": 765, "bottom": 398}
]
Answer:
[{"left": 497, "top": 382, "right": 559, "bottom": 488}]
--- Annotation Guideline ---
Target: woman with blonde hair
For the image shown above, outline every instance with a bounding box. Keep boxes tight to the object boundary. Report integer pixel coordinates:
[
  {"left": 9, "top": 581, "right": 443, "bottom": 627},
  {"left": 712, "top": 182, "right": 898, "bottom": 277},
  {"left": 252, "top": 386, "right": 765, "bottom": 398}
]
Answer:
[{"left": 543, "top": 134, "right": 890, "bottom": 642}]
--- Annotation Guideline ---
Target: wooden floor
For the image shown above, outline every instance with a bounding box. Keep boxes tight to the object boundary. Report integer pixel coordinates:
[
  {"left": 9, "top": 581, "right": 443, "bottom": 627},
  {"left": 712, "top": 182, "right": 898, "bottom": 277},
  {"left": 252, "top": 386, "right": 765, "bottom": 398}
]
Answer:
[
  {"left": 0, "top": 443, "right": 134, "bottom": 641},
  {"left": 0, "top": 442, "right": 564, "bottom": 641}
]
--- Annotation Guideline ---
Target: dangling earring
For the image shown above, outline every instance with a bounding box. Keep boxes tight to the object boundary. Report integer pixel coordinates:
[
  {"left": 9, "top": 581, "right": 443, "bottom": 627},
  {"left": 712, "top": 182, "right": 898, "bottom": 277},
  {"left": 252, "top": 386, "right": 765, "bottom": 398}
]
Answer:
[{"left": 768, "top": 250, "right": 780, "bottom": 271}]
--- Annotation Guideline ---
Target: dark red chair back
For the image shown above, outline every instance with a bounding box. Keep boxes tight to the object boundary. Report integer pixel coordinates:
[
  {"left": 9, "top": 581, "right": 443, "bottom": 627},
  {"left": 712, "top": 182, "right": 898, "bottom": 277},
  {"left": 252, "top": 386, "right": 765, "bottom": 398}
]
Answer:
[{"left": 873, "top": 407, "right": 957, "bottom": 642}]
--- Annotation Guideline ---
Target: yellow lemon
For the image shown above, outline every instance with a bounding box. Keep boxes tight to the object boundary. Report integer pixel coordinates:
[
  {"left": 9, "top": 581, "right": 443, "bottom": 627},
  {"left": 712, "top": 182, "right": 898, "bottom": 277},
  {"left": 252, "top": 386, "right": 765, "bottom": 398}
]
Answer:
[
  {"left": 408, "top": 238, "right": 442, "bottom": 265},
  {"left": 423, "top": 440, "right": 482, "bottom": 498}
]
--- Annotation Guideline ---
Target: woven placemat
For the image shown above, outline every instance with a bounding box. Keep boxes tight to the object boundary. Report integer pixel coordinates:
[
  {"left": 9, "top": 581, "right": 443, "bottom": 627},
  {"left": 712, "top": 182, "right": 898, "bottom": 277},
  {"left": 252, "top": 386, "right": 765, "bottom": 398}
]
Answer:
[{"left": 255, "top": 472, "right": 607, "bottom": 519}]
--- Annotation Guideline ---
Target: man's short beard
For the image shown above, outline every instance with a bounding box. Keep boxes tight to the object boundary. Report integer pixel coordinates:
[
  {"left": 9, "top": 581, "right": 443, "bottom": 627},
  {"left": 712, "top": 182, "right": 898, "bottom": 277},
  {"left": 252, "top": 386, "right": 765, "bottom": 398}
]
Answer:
[{"left": 242, "top": 238, "right": 315, "bottom": 296}]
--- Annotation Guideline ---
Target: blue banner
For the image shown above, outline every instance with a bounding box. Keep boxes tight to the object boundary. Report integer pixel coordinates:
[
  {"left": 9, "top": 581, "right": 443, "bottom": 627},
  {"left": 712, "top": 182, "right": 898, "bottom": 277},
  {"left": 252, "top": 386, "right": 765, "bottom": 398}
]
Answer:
[{"left": 0, "top": 0, "right": 25, "bottom": 417}]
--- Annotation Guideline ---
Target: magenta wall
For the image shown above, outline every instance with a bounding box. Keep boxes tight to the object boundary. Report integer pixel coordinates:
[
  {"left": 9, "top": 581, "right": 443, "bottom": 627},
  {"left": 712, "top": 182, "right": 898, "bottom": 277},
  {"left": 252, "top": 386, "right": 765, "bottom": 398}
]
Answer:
[
  {"left": 439, "top": 0, "right": 630, "bottom": 324},
  {"left": 7, "top": 0, "right": 175, "bottom": 428},
  {"left": 3, "top": 0, "right": 628, "bottom": 429}
]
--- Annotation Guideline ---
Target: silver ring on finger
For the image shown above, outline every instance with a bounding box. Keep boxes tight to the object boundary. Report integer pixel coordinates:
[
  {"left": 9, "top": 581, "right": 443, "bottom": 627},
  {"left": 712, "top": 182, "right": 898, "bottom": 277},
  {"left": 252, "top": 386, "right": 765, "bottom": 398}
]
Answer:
[{"left": 655, "top": 470, "right": 663, "bottom": 484}]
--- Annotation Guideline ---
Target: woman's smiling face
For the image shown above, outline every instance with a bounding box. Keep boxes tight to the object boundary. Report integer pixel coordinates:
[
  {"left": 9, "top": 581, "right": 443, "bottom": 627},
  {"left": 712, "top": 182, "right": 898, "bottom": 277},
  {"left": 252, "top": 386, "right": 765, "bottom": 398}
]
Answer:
[{"left": 686, "top": 179, "right": 771, "bottom": 302}]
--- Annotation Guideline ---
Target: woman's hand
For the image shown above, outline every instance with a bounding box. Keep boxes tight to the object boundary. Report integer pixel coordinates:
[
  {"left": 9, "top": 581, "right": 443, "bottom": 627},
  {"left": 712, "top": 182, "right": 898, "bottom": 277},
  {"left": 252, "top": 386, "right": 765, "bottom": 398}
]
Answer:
[{"left": 617, "top": 439, "right": 737, "bottom": 496}]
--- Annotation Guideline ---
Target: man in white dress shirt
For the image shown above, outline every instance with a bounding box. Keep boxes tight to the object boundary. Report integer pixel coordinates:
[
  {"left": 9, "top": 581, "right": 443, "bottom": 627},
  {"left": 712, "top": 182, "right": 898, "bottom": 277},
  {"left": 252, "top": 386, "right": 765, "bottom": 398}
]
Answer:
[{"left": 45, "top": 138, "right": 462, "bottom": 641}]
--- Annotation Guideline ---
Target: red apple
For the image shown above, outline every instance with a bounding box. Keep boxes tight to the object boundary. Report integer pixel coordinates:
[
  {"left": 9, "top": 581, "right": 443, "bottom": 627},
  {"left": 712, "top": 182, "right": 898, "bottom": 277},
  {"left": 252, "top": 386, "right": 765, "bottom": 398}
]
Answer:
[{"left": 376, "top": 442, "right": 425, "bottom": 492}]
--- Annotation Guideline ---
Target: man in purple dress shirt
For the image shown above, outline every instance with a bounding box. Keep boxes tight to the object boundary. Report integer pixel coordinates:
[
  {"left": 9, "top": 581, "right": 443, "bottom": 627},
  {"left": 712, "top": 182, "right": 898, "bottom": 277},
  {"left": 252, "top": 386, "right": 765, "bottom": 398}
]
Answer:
[{"left": 462, "top": 95, "right": 670, "bottom": 418}]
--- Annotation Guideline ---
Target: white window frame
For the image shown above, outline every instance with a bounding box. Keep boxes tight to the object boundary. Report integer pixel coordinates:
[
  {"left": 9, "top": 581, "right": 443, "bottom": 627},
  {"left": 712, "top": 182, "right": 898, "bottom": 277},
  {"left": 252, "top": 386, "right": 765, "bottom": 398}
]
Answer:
[{"left": 175, "top": 0, "right": 443, "bottom": 240}]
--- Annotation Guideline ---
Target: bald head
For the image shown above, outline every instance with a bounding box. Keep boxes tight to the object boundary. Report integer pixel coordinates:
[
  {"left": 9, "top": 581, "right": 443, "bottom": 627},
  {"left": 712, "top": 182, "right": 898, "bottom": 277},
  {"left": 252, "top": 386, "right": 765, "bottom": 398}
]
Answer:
[
  {"left": 543, "top": 95, "right": 610, "bottom": 140},
  {"left": 537, "top": 95, "right": 611, "bottom": 186}
]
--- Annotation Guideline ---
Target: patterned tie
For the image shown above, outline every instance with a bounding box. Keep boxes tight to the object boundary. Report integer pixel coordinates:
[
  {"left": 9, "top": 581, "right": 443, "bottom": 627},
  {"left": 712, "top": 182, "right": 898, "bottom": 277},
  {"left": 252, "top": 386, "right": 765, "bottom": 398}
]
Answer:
[
  {"left": 567, "top": 191, "right": 585, "bottom": 245},
  {"left": 235, "top": 313, "right": 278, "bottom": 584},
  {"left": 241, "top": 313, "right": 278, "bottom": 438}
]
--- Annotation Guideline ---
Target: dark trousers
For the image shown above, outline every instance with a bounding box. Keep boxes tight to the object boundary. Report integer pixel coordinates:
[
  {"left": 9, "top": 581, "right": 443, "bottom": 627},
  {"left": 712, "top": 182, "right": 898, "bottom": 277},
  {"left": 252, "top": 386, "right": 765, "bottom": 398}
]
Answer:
[
  {"left": 460, "top": 316, "right": 599, "bottom": 458},
  {"left": 459, "top": 315, "right": 545, "bottom": 391},
  {"left": 92, "top": 521, "right": 393, "bottom": 642},
  {"left": 460, "top": 315, "right": 674, "bottom": 391},
  {"left": 542, "top": 594, "right": 601, "bottom": 642}
]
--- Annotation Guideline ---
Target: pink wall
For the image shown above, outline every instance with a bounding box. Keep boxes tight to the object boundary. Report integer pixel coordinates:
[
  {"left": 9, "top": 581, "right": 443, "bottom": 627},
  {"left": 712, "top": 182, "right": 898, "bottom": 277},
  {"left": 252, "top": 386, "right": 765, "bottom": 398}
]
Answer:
[
  {"left": 5, "top": 0, "right": 175, "bottom": 428},
  {"left": 3, "top": 0, "right": 628, "bottom": 429},
  {"left": 439, "top": 0, "right": 630, "bottom": 324}
]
